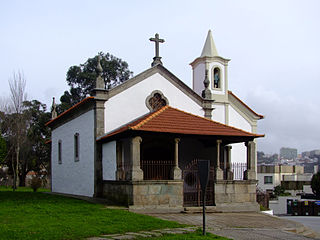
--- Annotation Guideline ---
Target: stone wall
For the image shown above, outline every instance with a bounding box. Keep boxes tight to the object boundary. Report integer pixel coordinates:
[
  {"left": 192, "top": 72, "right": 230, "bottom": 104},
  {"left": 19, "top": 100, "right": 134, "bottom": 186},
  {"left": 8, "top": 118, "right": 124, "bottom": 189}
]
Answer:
[
  {"left": 103, "top": 181, "right": 133, "bottom": 206},
  {"left": 215, "top": 180, "right": 259, "bottom": 212},
  {"left": 103, "top": 180, "right": 184, "bottom": 211}
]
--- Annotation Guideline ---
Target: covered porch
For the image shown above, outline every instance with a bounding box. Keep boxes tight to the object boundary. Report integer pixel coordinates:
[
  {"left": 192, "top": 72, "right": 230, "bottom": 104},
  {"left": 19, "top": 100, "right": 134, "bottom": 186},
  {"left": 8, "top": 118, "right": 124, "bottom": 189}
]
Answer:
[{"left": 98, "top": 106, "right": 263, "bottom": 211}]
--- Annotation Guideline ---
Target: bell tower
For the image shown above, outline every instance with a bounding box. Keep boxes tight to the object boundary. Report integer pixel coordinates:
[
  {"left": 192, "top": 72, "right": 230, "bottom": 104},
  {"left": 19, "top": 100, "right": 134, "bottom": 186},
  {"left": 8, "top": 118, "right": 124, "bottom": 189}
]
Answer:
[{"left": 191, "top": 30, "right": 230, "bottom": 102}]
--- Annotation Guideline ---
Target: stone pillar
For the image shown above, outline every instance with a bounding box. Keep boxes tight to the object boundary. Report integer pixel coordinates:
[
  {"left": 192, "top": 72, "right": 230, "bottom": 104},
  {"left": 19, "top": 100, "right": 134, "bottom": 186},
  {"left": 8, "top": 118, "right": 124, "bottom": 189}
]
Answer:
[
  {"left": 226, "top": 145, "right": 234, "bottom": 180},
  {"left": 116, "top": 140, "right": 125, "bottom": 180},
  {"left": 130, "top": 136, "right": 143, "bottom": 181},
  {"left": 202, "top": 99, "right": 215, "bottom": 119},
  {"left": 244, "top": 141, "right": 257, "bottom": 180},
  {"left": 171, "top": 138, "right": 182, "bottom": 180},
  {"left": 216, "top": 140, "right": 224, "bottom": 180},
  {"left": 94, "top": 99, "right": 105, "bottom": 197}
]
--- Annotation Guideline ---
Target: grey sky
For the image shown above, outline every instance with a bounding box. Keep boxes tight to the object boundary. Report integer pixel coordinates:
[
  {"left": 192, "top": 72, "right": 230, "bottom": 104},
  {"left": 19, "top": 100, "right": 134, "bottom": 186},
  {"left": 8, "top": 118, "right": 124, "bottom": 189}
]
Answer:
[{"left": 1, "top": 0, "right": 319, "bottom": 154}]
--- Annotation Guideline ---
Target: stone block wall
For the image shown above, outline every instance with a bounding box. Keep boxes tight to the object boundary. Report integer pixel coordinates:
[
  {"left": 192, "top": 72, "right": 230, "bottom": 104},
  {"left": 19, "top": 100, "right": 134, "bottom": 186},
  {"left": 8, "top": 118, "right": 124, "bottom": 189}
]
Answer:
[
  {"left": 215, "top": 180, "right": 259, "bottom": 212},
  {"left": 103, "top": 180, "right": 183, "bottom": 211},
  {"left": 103, "top": 181, "right": 133, "bottom": 206}
]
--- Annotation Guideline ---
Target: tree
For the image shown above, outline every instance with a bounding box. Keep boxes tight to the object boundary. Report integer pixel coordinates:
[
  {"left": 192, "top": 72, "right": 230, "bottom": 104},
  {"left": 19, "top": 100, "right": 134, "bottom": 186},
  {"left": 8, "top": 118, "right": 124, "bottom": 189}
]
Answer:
[
  {"left": 0, "top": 136, "right": 6, "bottom": 164},
  {"left": 21, "top": 100, "right": 51, "bottom": 185},
  {"left": 311, "top": 171, "right": 320, "bottom": 199},
  {"left": 8, "top": 71, "right": 27, "bottom": 190},
  {"left": 59, "top": 52, "right": 133, "bottom": 113}
]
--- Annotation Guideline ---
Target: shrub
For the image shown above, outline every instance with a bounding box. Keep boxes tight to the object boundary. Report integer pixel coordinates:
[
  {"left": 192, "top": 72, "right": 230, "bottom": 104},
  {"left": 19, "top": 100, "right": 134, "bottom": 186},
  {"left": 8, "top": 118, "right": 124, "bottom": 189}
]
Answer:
[
  {"left": 273, "top": 185, "right": 290, "bottom": 196},
  {"left": 260, "top": 204, "right": 269, "bottom": 211},
  {"left": 311, "top": 171, "right": 320, "bottom": 199},
  {"left": 30, "top": 176, "right": 42, "bottom": 192}
]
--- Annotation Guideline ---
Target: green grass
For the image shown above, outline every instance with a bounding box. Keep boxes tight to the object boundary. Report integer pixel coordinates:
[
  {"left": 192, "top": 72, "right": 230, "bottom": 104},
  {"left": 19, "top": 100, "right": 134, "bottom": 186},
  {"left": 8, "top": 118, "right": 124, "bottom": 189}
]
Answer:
[{"left": 0, "top": 187, "right": 183, "bottom": 240}]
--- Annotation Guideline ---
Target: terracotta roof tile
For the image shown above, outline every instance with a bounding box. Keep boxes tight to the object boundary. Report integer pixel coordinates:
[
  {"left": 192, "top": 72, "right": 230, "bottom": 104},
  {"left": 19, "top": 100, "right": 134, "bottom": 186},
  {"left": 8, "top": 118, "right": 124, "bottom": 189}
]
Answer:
[{"left": 98, "top": 106, "right": 264, "bottom": 141}]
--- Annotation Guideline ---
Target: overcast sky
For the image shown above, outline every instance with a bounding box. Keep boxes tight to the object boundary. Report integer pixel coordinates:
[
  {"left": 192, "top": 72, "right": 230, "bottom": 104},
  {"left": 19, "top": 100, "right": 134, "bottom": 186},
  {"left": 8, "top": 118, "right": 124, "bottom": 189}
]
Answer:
[{"left": 1, "top": 0, "right": 319, "bottom": 154}]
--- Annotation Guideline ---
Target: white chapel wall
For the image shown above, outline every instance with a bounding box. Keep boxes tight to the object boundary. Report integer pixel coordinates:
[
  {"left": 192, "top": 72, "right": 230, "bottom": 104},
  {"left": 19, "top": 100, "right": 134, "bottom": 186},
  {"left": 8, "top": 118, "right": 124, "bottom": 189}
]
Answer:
[
  {"left": 51, "top": 110, "right": 95, "bottom": 197},
  {"left": 211, "top": 103, "right": 225, "bottom": 124},
  {"left": 228, "top": 105, "right": 252, "bottom": 163},
  {"left": 105, "top": 72, "right": 204, "bottom": 133},
  {"left": 192, "top": 62, "right": 205, "bottom": 96},
  {"left": 102, "top": 141, "right": 116, "bottom": 180}
]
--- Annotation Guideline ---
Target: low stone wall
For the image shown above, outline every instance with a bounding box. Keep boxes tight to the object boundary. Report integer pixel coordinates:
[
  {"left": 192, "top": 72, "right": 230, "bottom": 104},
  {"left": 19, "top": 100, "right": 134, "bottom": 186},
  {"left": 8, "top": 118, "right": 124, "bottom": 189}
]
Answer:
[
  {"left": 215, "top": 180, "right": 259, "bottom": 212},
  {"left": 103, "top": 180, "right": 184, "bottom": 211},
  {"left": 102, "top": 181, "right": 133, "bottom": 206}
]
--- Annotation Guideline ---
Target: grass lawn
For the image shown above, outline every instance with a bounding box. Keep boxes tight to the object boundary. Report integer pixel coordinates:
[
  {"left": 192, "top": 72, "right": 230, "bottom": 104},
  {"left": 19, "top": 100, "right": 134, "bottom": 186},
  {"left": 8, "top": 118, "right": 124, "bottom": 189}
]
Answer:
[{"left": 0, "top": 187, "right": 228, "bottom": 240}]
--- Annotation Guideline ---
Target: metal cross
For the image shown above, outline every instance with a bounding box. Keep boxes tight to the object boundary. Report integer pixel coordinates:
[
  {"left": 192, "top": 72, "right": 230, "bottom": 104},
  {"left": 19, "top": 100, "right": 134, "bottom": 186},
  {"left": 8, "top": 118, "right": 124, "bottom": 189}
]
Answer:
[{"left": 150, "top": 33, "right": 165, "bottom": 66}]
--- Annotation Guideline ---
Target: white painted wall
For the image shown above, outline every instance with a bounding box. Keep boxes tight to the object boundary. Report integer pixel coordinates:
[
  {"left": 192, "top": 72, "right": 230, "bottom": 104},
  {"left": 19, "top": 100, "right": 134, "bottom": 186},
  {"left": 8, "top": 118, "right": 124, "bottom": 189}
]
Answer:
[
  {"left": 105, "top": 72, "right": 204, "bottom": 133},
  {"left": 228, "top": 105, "right": 252, "bottom": 163},
  {"left": 229, "top": 105, "right": 251, "bottom": 132},
  {"left": 51, "top": 110, "right": 95, "bottom": 197},
  {"left": 192, "top": 61, "right": 226, "bottom": 96},
  {"left": 230, "top": 143, "right": 247, "bottom": 164},
  {"left": 257, "top": 173, "right": 278, "bottom": 192},
  {"left": 269, "top": 196, "right": 301, "bottom": 215},
  {"left": 192, "top": 62, "right": 205, "bottom": 96},
  {"left": 211, "top": 103, "right": 225, "bottom": 124},
  {"left": 102, "top": 141, "right": 116, "bottom": 180}
]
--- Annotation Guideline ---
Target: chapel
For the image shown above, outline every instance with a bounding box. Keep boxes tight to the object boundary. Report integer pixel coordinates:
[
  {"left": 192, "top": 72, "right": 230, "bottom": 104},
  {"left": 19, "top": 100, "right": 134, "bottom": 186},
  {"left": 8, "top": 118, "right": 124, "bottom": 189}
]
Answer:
[{"left": 47, "top": 30, "right": 264, "bottom": 212}]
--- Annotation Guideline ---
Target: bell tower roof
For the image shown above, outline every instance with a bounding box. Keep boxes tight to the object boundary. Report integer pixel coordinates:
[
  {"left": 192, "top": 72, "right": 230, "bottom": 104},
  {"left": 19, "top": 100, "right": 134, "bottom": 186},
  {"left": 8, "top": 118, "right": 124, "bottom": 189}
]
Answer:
[{"left": 200, "top": 30, "right": 219, "bottom": 57}]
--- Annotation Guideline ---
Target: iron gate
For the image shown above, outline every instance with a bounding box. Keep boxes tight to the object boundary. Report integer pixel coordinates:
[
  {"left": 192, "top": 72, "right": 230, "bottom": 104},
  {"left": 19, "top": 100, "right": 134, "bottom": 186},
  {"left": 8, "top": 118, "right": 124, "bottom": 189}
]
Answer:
[{"left": 183, "top": 159, "right": 215, "bottom": 207}]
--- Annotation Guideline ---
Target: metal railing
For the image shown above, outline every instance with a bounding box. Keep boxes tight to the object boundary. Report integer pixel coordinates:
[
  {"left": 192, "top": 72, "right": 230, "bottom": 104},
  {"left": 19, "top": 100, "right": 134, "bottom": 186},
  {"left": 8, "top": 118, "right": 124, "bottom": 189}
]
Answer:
[
  {"left": 141, "top": 160, "right": 174, "bottom": 180},
  {"left": 232, "top": 162, "right": 247, "bottom": 180}
]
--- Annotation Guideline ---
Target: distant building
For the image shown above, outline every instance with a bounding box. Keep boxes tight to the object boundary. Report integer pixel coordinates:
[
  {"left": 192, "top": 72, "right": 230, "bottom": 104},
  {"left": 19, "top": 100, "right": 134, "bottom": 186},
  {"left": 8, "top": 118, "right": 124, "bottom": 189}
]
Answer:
[
  {"left": 257, "top": 165, "right": 304, "bottom": 193},
  {"left": 257, "top": 165, "right": 314, "bottom": 196},
  {"left": 301, "top": 151, "right": 310, "bottom": 158},
  {"left": 301, "top": 149, "right": 320, "bottom": 158},
  {"left": 280, "top": 147, "right": 297, "bottom": 159},
  {"left": 310, "top": 150, "right": 320, "bottom": 158}
]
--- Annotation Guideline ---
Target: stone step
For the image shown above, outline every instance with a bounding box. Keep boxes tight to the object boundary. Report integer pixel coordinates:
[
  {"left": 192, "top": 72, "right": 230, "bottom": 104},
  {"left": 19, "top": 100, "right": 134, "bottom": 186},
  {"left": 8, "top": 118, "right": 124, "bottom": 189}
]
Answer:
[{"left": 182, "top": 206, "right": 222, "bottom": 213}]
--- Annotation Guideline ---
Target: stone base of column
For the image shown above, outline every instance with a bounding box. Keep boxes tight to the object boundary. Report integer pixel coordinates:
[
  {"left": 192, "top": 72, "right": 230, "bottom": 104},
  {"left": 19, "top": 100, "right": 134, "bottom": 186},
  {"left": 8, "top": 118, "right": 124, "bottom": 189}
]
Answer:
[
  {"left": 171, "top": 167, "right": 182, "bottom": 180},
  {"left": 131, "top": 167, "right": 144, "bottom": 180},
  {"left": 226, "top": 170, "right": 234, "bottom": 180},
  {"left": 216, "top": 167, "right": 224, "bottom": 180},
  {"left": 244, "top": 169, "right": 256, "bottom": 180}
]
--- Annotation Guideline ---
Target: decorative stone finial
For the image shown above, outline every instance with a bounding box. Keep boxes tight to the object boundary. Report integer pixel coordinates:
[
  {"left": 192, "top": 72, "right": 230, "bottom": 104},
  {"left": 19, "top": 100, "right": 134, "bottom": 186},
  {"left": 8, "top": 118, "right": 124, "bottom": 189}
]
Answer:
[
  {"left": 202, "top": 70, "right": 212, "bottom": 99},
  {"left": 150, "top": 33, "right": 165, "bottom": 67},
  {"left": 51, "top": 97, "right": 57, "bottom": 119},
  {"left": 95, "top": 56, "right": 105, "bottom": 89}
]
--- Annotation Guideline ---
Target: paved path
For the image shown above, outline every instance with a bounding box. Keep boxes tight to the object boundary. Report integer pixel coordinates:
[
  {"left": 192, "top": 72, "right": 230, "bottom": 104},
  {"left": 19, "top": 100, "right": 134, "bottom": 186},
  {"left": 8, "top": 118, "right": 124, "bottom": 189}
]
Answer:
[
  {"left": 281, "top": 216, "right": 320, "bottom": 235},
  {"left": 148, "top": 212, "right": 320, "bottom": 240},
  {"left": 87, "top": 227, "right": 197, "bottom": 240}
]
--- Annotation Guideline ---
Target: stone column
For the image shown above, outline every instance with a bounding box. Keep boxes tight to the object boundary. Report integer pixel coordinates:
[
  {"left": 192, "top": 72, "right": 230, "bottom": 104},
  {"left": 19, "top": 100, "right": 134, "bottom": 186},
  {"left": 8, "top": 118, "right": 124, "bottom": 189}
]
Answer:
[
  {"left": 116, "top": 140, "right": 125, "bottom": 180},
  {"left": 244, "top": 141, "right": 257, "bottom": 180},
  {"left": 130, "top": 136, "right": 144, "bottom": 181},
  {"left": 226, "top": 145, "right": 234, "bottom": 180},
  {"left": 171, "top": 138, "right": 182, "bottom": 180},
  {"left": 216, "top": 140, "right": 224, "bottom": 180},
  {"left": 93, "top": 99, "right": 105, "bottom": 197}
]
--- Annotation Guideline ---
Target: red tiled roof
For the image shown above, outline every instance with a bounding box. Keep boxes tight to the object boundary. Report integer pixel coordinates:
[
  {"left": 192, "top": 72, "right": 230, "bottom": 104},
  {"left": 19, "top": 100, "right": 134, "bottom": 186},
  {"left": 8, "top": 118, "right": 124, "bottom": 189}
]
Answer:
[
  {"left": 228, "top": 91, "right": 264, "bottom": 119},
  {"left": 46, "top": 97, "right": 95, "bottom": 126},
  {"left": 98, "top": 106, "right": 264, "bottom": 141}
]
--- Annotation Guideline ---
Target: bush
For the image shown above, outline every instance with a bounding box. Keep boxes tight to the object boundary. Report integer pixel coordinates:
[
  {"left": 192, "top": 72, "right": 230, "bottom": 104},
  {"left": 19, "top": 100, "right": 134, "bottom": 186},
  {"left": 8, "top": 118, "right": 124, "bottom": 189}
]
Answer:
[
  {"left": 30, "top": 176, "right": 42, "bottom": 192},
  {"left": 273, "top": 185, "right": 290, "bottom": 197},
  {"left": 260, "top": 205, "right": 269, "bottom": 211},
  {"left": 311, "top": 171, "right": 320, "bottom": 199}
]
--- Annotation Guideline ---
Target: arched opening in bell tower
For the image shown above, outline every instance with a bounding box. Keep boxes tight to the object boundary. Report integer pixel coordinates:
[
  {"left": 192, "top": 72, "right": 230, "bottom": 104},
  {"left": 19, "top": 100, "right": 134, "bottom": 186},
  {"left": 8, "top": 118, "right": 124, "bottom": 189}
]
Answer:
[{"left": 213, "top": 67, "right": 221, "bottom": 89}]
